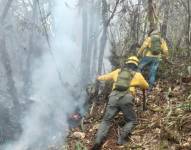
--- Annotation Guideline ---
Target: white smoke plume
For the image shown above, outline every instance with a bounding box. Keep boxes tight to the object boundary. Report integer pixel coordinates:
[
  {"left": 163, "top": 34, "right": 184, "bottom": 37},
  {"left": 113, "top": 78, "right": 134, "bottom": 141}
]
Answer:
[{"left": 3, "top": 0, "right": 84, "bottom": 149}]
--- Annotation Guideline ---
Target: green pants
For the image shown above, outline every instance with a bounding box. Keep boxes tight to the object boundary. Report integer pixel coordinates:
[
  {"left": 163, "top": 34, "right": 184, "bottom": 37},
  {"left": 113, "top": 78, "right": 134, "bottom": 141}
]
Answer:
[{"left": 95, "top": 91, "right": 137, "bottom": 144}]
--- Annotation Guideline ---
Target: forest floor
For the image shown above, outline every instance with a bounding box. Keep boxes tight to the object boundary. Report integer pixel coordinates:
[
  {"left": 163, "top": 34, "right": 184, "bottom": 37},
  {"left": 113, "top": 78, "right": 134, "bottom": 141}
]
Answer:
[{"left": 66, "top": 57, "right": 191, "bottom": 150}]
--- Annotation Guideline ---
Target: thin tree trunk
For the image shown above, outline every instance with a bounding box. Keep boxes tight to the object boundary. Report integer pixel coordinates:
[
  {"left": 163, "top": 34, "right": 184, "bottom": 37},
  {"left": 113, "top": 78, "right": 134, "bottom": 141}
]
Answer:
[
  {"left": 187, "top": 0, "right": 191, "bottom": 50},
  {"left": 86, "top": 1, "right": 95, "bottom": 81},
  {"left": 1, "top": 0, "right": 14, "bottom": 23},
  {"left": 131, "top": 11, "right": 137, "bottom": 43},
  {"left": 80, "top": 0, "right": 88, "bottom": 86},
  {"left": 91, "top": 1, "right": 100, "bottom": 79},
  {"left": 142, "top": 16, "right": 148, "bottom": 39},
  {"left": 98, "top": 27, "right": 107, "bottom": 75},
  {"left": 161, "top": 0, "right": 169, "bottom": 39},
  {"left": 23, "top": 0, "right": 37, "bottom": 98},
  {"left": 148, "top": 0, "right": 157, "bottom": 31},
  {"left": 129, "top": 0, "right": 141, "bottom": 51},
  {"left": 136, "top": 0, "right": 141, "bottom": 43},
  {"left": 176, "top": 21, "right": 187, "bottom": 50},
  {"left": 0, "top": 0, "right": 20, "bottom": 111},
  {"left": 97, "top": 0, "right": 108, "bottom": 75},
  {"left": 0, "top": 36, "right": 20, "bottom": 110}
]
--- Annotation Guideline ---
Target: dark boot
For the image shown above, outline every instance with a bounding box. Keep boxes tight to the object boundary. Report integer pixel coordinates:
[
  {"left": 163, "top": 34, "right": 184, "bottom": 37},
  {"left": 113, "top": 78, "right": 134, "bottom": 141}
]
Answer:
[
  {"left": 91, "top": 143, "right": 102, "bottom": 150},
  {"left": 117, "top": 134, "right": 127, "bottom": 145},
  {"left": 117, "top": 133, "right": 131, "bottom": 145}
]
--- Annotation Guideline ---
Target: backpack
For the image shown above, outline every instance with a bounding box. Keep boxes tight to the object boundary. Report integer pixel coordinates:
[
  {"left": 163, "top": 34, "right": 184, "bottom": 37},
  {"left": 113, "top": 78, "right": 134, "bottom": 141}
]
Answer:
[
  {"left": 148, "top": 35, "right": 162, "bottom": 55},
  {"left": 114, "top": 69, "right": 132, "bottom": 91}
]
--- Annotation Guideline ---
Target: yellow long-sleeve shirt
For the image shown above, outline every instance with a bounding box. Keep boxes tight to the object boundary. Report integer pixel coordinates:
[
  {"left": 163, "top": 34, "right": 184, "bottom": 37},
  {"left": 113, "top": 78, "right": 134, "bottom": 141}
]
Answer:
[
  {"left": 137, "top": 36, "right": 168, "bottom": 58},
  {"left": 97, "top": 69, "right": 149, "bottom": 95}
]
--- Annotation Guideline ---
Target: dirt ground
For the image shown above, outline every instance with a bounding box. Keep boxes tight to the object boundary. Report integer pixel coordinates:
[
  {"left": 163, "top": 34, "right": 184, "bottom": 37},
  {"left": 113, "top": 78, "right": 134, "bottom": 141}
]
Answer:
[
  {"left": 65, "top": 58, "right": 191, "bottom": 150},
  {"left": 66, "top": 78, "right": 191, "bottom": 150}
]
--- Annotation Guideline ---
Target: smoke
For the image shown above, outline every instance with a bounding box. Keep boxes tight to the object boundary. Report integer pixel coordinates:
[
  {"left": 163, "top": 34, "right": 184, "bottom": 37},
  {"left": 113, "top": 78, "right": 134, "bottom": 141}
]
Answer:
[{"left": 3, "top": 0, "right": 85, "bottom": 149}]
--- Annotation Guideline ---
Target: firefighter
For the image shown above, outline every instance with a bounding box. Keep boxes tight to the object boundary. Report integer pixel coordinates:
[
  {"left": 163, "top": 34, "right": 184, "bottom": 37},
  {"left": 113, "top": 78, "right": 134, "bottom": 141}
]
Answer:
[
  {"left": 91, "top": 56, "right": 149, "bottom": 150},
  {"left": 137, "top": 29, "right": 169, "bottom": 89}
]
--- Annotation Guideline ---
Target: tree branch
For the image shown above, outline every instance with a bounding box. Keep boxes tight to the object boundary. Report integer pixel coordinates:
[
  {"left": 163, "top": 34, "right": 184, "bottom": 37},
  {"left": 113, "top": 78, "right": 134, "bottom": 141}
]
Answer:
[
  {"left": 1, "top": 0, "right": 14, "bottom": 23},
  {"left": 106, "top": 0, "right": 120, "bottom": 27}
]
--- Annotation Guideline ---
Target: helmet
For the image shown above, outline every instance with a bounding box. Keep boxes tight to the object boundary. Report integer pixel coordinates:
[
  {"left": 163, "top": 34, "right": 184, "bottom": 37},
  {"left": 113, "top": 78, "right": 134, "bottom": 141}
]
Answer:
[{"left": 125, "top": 56, "right": 139, "bottom": 66}]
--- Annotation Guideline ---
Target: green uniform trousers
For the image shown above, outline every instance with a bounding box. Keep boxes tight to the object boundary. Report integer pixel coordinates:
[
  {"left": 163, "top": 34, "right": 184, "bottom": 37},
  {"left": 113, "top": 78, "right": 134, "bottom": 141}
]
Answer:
[{"left": 95, "top": 90, "right": 137, "bottom": 144}]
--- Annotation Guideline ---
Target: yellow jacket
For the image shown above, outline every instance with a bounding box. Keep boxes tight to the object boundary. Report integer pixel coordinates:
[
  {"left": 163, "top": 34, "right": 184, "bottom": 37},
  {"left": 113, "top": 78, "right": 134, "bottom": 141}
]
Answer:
[
  {"left": 97, "top": 69, "right": 149, "bottom": 96},
  {"left": 137, "top": 36, "right": 168, "bottom": 58}
]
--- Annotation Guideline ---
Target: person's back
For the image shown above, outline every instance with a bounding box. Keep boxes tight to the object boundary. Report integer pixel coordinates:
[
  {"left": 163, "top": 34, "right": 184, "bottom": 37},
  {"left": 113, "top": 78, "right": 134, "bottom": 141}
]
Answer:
[
  {"left": 138, "top": 30, "right": 168, "bottom": 58},
  {"left": 137, "top": 29, "right": 169, "bottom": 88},
  {"left": 149, "top": 34, "right": 162, "bottom": 55},
  {"left": 91, "top": 56, "right": 149, "bottom": 150}
]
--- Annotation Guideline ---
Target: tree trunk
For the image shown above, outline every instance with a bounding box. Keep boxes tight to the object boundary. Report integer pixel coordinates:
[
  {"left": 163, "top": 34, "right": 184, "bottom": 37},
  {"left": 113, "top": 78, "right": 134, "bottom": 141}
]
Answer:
[
  {"left": 187, "top": 0, "right": 191, "bottom": 50},
  {"left": 0, "top": 36, "right": 20, "bottom": 111},
  {"left": 129, "top": 0, "right": 141, "bottom": 52},
  {"left": 91, "top": 1, "right": 100, "bottom": 79},
  {"left": 97, "top": 0, "right": 108, "bottom": 75},
  {"left": 1, "top": 0, "right": 14, "bottom": 23},
  {"left": 80, "top": 0, "right": 88, "bottom": 86},
  {"left": 0, "top": 0, "right": 20, "bottom": 111},
  {"left": 161, "top": 0, "right": 170, "bottom": 39},
  {"left": 136, "top": 0, "right": 141, "bottom": 43},
  {"left": 148, "top": 0, "right": 157, "bottom": 31},
  {"left": 23, "top": 0, "right": 38, "bottom": 98},
  {"left": 86, "top": 1, "right": 95, "bottom": 81}
]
